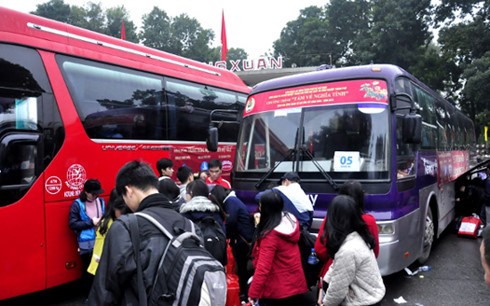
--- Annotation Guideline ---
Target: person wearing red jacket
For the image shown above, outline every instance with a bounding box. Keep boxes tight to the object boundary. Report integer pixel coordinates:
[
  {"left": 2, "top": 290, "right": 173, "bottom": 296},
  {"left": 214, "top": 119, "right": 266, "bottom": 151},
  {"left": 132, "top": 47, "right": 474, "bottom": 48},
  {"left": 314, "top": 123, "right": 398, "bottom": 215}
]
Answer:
[
  {"left": 314, "top": 180, "right": 379, "bottom": 283},
  {"left": 248, "top": 190, "right": 315, "bottom": 306}
]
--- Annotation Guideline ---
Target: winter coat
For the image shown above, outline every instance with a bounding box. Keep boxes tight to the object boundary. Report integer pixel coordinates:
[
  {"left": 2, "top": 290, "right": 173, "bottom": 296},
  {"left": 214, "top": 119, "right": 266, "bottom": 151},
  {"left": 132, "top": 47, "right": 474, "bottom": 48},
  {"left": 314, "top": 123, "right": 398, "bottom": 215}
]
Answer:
[
  {"left": 223, "top": 191, "right": 255, "bottom": 246},
  {"left": 179, "top": 196, "right": 225, "bottom": 234},
  {"left": 248, "top": 212, "right": 308, "bottom": 300},
  {"left": 323, "top": 231, "right": 385, "bottom": 306},
  {"left": 88, "top": 193, "right": 193, "bottom": 306},
  {"left": 315, "top": 213, "right": 379, "bottom": 279}
]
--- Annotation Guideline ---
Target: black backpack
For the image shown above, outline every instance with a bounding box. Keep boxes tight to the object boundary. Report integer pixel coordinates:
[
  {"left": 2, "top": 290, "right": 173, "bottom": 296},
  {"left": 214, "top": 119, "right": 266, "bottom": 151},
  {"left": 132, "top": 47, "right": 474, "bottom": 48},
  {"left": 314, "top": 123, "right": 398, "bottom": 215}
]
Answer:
[
  {"left": 298, "top": 227, "right": 323, "bottom": 288},
  {"left": 127, "top": 211, "right": 227, "bottom": 306},
  {"left": 196, "top": 216, "right": 228, "bottom": 266}
]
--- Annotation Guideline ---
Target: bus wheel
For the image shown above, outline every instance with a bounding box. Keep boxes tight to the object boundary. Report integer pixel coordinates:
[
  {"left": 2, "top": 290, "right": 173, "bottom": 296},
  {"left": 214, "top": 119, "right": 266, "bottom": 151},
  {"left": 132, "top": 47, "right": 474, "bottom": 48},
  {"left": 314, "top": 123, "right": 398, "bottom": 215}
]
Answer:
[{"left": 418, "top": 208, "right": 434, "bottom": 264}]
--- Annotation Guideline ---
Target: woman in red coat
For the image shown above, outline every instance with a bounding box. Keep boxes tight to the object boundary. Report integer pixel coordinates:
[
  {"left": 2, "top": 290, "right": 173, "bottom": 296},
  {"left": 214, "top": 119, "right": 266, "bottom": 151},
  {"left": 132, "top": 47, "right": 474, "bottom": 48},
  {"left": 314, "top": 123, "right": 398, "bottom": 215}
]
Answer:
[
  {"left": 314, "top": 180, "right": 380, "bottom": 283},
  {"left": 248, "top": 190, "right": 315, "bottom": 306}
]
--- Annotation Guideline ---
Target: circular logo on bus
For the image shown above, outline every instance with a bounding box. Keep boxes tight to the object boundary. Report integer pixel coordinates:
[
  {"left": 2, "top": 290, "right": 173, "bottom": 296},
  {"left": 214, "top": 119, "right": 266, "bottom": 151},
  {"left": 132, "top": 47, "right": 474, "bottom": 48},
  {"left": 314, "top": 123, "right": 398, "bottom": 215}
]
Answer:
[
  {"left": 222, "top": 160, "right": 233, "bottom": 172},
  {"left": 66, "top": 164, "right": 87, "bottom": 190},
  {"left": 45, "top": 176, "right": 62, "bottom": 195},
  {"left": 245, "top": 97, "right": 255, "bottom": 114}
]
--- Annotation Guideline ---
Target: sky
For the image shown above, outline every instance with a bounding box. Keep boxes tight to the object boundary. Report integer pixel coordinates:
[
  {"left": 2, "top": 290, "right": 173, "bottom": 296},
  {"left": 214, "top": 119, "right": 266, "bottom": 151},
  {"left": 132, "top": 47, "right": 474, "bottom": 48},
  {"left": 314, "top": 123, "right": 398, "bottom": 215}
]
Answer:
[{"left": 2, "top": 0, "right": 329, "bottom": 59}]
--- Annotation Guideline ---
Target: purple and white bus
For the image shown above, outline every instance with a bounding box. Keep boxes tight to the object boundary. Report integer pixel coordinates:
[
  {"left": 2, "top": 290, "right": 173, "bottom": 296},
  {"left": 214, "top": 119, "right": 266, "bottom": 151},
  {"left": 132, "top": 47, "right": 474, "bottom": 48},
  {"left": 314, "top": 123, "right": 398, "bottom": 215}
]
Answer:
[{"left": 215, "top": 64, "right": 476, "bottom": 275}]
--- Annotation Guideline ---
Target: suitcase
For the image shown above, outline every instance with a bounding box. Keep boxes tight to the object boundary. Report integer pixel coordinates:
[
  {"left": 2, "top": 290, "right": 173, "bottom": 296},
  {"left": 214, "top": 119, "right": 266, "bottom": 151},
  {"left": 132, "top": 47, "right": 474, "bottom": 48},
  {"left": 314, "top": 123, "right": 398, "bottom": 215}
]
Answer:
[
  {"left": 458, "top": 215, "right": 481, "bottom": 238},
  {"left": 225, "top": 241, "right": 241, "bottom": 306},
  {"left": 226, "top": 273, "right": 241, "bottom": 306}
]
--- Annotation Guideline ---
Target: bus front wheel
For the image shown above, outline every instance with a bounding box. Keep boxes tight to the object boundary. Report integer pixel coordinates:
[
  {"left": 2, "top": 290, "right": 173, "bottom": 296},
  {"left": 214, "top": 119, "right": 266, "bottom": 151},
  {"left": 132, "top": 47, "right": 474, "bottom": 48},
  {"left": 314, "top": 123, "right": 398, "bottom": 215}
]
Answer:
[{"left": 418, "top": 208, "right": 434, "bottom": 264}]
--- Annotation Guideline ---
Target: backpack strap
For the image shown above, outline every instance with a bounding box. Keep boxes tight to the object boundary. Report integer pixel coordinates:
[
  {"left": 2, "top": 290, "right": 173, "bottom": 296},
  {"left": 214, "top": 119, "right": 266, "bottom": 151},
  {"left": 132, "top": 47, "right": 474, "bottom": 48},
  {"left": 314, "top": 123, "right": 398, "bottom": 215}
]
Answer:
[
  {"left": 127, "top": 214, "right": 148, "bottom": 306},
  {"left": 135, "top": 212, "right": 200, "bottom": 247},
  {"left": 135, "top": 211, "right": 202, "bottom": 304}
]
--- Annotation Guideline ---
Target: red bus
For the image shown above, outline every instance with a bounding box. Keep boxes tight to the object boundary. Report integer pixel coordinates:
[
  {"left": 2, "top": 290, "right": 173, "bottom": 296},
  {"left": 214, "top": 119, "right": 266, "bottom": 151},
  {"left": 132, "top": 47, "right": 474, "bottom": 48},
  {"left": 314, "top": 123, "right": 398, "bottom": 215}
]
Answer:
[{"left": 0, "top": 7, "right": 249, "bottom": 300}]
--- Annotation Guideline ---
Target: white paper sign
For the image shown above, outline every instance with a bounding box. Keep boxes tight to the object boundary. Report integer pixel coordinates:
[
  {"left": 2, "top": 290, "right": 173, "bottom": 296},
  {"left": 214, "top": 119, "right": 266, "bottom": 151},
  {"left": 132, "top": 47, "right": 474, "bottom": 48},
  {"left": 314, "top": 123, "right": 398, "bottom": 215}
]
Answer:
[{"left": 333, "top": 151, "right": 360, "bottom": 172}]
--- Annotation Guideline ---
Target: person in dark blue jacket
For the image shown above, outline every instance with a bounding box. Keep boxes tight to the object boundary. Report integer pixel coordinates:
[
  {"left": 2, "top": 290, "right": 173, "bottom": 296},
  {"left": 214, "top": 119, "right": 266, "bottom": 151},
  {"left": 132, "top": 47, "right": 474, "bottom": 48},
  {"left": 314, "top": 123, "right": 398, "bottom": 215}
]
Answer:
[{"left": 210, "top": 185, "right": 255, "bottom": 301}]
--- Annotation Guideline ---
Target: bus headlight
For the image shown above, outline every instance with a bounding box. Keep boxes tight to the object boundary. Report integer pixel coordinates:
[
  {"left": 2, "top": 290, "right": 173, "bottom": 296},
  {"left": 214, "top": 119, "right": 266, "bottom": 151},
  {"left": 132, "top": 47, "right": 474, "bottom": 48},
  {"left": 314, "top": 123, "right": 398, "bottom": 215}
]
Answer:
[{"left": 377, "top": 223, "right": 395, "bottom": 235}]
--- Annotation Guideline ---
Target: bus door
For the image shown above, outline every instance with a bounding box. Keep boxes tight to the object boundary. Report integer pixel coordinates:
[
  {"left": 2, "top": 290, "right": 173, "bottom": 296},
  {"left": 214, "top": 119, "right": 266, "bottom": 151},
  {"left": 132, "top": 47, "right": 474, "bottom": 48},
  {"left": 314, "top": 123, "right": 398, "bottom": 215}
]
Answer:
[{"left": 0, "top": 43, "right": 64, "bottom": 299}]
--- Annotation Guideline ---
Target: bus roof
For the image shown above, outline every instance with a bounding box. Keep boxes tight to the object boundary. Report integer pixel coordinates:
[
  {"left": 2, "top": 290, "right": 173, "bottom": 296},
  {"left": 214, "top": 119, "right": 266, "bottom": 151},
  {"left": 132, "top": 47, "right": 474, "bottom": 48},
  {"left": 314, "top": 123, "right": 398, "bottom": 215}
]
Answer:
[
  {"left": 250, "top": 64, "right": 408, "bottom": 95},
  {"left": 0, "top": 6, "right": 249, "bottom": 94}
]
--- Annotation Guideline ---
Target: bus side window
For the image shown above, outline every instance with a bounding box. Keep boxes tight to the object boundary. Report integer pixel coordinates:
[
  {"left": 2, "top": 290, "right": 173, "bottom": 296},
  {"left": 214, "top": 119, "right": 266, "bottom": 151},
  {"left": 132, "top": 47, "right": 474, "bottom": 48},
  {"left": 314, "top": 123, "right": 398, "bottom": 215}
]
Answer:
[
  {"left": 0, "top": 137, "right": 39, "bottom": 207},
  {"left": 396, "top": 115, "right": 415, "bottom": 179}
]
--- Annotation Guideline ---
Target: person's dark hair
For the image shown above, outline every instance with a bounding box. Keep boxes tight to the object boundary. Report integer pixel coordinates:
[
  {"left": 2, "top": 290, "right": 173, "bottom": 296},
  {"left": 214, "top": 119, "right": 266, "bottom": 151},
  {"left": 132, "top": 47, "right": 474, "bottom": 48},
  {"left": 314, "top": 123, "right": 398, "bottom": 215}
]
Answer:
[
  {"left": 186, "top": 179, "right": 209, "bottom": 198},
  {"left": 177, "top": 165, "right": 193, "bottom": 184},
  {"left": 156, "top": 158, "right": 173, "bottom": 174},
  {"left": 99, "top": 189, "right": 128, "bottom": 235},
  {"left": 483, "top": 226, "right": 490, "bottom": 267},
  {"left": 208, "top": 184, "right": 229, "bottom": 220},
  {"left": 158, "top": 179, "right": 180, "bottom": 201},
  {"left": 256, "top": 190, "right": 285, "bottom": 239},
  {"left": 323, "top": 195, "right": 375, "bottom": 259},
  {"left": 209, "top": 185, "right": 231, "bottom": 207},
  {"left": 338, "top": 180, "right": 365, "bottom": 212},
  {"left": 116, "top": 160, "right": 159, "bottom": 196},
  {"left": 208, "top": 159, "right": 222, "bottom": 169},
  {"left": 79, "top": 179, "right": 104, "bottom": 202}
]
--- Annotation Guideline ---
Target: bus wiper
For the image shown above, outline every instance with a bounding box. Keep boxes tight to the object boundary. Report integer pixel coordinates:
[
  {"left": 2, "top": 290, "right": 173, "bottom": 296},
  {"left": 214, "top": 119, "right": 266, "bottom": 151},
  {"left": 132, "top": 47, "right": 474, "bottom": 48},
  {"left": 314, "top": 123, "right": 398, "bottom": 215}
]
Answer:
[
  {"left": 298, "top": 145, "right": 338, "bottom": 191},
  {"left": 255, "top": 148, "right": 296, "bottom": 190}
]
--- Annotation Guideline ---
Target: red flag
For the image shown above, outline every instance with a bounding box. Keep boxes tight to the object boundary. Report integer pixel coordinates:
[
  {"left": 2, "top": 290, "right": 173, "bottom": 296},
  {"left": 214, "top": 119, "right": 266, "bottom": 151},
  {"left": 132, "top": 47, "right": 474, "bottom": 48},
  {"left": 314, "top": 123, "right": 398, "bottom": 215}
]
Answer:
[
  {"left": 121, "top": 20, "right": 126, "bottom": 40},
  {"left": 221, "top": 10, "right": 227, "bottom": 61}
]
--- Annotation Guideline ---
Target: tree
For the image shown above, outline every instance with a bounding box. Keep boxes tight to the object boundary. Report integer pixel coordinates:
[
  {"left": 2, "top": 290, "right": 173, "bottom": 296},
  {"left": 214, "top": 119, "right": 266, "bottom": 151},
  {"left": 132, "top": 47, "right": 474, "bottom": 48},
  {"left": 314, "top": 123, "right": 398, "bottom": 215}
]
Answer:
[
  {"left": 273, "top": 6, "right": 329, "bottom": 67},
  {"left": 460, "top": 52, "right": 490, "bottom": 132},
  {"left": 140, "top": 7, "right": 172, "bottom": 51},
  {"left": 168, "top": 14, "right": 214, "bottom": 61},
  {"left": 364, "top": 0, "right": 434, "bottom": 71},
  {"left": 69, "top": 2, "right": 105, "bottom": 32},
  {"left": 32, "top": 0, "right": 71, "bottom": 23},
  {"left": 105, "top": 6, "right": 138, "bottom": 42}
]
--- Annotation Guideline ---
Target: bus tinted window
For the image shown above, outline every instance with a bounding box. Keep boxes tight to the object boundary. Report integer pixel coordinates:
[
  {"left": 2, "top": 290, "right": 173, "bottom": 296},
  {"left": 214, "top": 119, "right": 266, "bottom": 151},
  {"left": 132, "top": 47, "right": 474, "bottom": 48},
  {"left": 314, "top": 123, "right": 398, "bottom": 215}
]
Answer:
[
  {"left": 0, "top": 44, "right": 63, "bottom": 206},
  {"left": 57, "top": 55, "right": 245, "bottom": 142},
  {"left": 166, "top": 78, "right": 244, "bottom": 142}
]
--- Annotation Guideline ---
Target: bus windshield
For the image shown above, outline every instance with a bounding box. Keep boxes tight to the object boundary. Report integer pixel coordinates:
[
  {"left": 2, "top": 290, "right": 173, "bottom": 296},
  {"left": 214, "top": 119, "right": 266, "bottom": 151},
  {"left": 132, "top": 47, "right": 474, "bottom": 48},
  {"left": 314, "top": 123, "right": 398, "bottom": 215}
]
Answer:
[{"left": 237, "top": 93, "right": 390, "bottom": 180}]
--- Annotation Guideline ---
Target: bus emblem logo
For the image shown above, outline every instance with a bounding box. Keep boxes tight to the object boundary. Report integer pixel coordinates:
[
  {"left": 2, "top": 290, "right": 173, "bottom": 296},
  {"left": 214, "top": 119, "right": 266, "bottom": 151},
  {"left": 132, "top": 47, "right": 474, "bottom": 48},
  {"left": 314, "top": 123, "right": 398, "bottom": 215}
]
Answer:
[
  {"left": 65, "top": 164, "right": 87, "bottom": 190},
  {"left": 245, "top": 98, "right": 255, "bottom": 113},
  {"left": 45, "top": 176, "right": 62, "bottom": 195}
]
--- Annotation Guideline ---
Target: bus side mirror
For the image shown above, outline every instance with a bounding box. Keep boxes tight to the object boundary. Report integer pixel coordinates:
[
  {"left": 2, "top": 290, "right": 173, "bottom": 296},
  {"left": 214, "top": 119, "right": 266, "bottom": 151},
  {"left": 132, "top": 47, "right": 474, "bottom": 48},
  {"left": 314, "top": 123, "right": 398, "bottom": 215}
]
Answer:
[
  {"left": 207, "top": 127, "right": 218, "bottom": 152},
  {"left": 403, "top": 113, "right": 422, "bottom": 144}
]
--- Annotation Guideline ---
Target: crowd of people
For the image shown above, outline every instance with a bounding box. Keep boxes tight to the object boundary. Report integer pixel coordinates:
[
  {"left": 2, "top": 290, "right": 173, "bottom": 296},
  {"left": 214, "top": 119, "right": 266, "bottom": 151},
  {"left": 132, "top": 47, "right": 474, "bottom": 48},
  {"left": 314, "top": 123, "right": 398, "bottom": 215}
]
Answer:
[{"left": 68, "top": 157, "right": 390, "bottom": 306}]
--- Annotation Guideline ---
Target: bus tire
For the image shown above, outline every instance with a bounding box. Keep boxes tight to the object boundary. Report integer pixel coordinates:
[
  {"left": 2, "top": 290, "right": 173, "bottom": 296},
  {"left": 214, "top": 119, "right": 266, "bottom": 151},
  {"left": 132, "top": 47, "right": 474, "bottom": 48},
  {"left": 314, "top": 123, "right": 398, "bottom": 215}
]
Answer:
[{"left": 417, "top": 207, "right": 434, "bottom": 264}]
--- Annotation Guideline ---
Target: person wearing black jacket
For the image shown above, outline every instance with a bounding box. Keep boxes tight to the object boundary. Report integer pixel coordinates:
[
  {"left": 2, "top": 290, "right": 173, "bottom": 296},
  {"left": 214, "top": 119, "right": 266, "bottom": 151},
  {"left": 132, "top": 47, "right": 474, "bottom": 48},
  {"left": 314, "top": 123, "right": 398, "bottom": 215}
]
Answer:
[
  {"left": 88, "top": 160, "right": 195, "bottom": 305},
  {"left": 210, "top": 185, "right": 255, "bottom": 302}
]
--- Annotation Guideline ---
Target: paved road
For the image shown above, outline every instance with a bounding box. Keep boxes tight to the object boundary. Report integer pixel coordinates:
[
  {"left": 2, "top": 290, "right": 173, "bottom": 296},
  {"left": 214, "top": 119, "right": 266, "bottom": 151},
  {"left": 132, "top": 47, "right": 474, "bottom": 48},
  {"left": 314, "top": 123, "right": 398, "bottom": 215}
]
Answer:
[
  {"left": 381, "top": 228, "right": 490, "bottom": 305},
  {"left": 2, "top": 228, "right": 489, "bottom": 306}
]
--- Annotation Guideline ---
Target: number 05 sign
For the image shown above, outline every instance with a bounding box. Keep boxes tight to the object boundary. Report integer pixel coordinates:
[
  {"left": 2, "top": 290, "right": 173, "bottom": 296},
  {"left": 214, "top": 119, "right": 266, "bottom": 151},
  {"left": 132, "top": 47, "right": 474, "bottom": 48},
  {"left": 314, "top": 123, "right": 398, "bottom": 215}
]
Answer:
[{"left": 333, "top": 151, "right": 360, "bottom": 172}]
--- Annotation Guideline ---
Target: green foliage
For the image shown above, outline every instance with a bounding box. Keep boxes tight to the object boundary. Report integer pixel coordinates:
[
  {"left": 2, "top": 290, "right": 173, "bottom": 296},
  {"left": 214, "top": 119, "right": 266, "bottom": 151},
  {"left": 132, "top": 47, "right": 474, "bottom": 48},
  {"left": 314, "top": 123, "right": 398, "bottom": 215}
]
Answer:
[
  {"left": 140, "top": 7, "right": 171, "bottom": 50},
  {"left": 33, "top": 0, "right": 137, "bottom": 42},
  {"left": 32, "top": 0, "right": 71, "bottom": 22}
]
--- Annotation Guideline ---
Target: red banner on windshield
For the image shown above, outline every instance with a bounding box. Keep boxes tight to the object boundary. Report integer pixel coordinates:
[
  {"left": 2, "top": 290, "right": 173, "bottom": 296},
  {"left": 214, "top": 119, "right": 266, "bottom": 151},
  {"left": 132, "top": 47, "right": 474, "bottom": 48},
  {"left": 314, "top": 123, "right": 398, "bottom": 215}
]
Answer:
[{"left": 244, "top": 79, "right": 388, "bottom": 116}]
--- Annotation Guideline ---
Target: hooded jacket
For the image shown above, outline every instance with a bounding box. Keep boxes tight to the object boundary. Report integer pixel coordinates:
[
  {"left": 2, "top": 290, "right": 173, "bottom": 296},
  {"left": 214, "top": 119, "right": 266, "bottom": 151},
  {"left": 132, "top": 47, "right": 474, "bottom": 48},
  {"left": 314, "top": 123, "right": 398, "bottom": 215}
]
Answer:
[
  {"left": 179, "top": 195, "right": 225, "bottom": 234},
  {"left": 88, "top": 193, "right": 194, "bottom": 306},
  {"left": 248, "top": 212, "right": 308, "bottom": 300}
]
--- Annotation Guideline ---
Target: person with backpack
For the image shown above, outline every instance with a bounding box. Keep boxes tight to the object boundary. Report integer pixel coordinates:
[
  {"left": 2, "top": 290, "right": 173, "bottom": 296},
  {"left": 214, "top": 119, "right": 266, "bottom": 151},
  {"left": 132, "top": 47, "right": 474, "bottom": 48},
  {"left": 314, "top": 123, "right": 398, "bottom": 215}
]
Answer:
[
  {"left": 209, "top": 185, "right": 255, "bottom": 302},
  {"left": 180, "top": 179, "right": 227, "bottom": 266},
  {"left": 88, "top": 160, "right": 226, "bottom": 306},
  {"left": 248, "top": 190, "right": 315, "bottom": 306}
]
